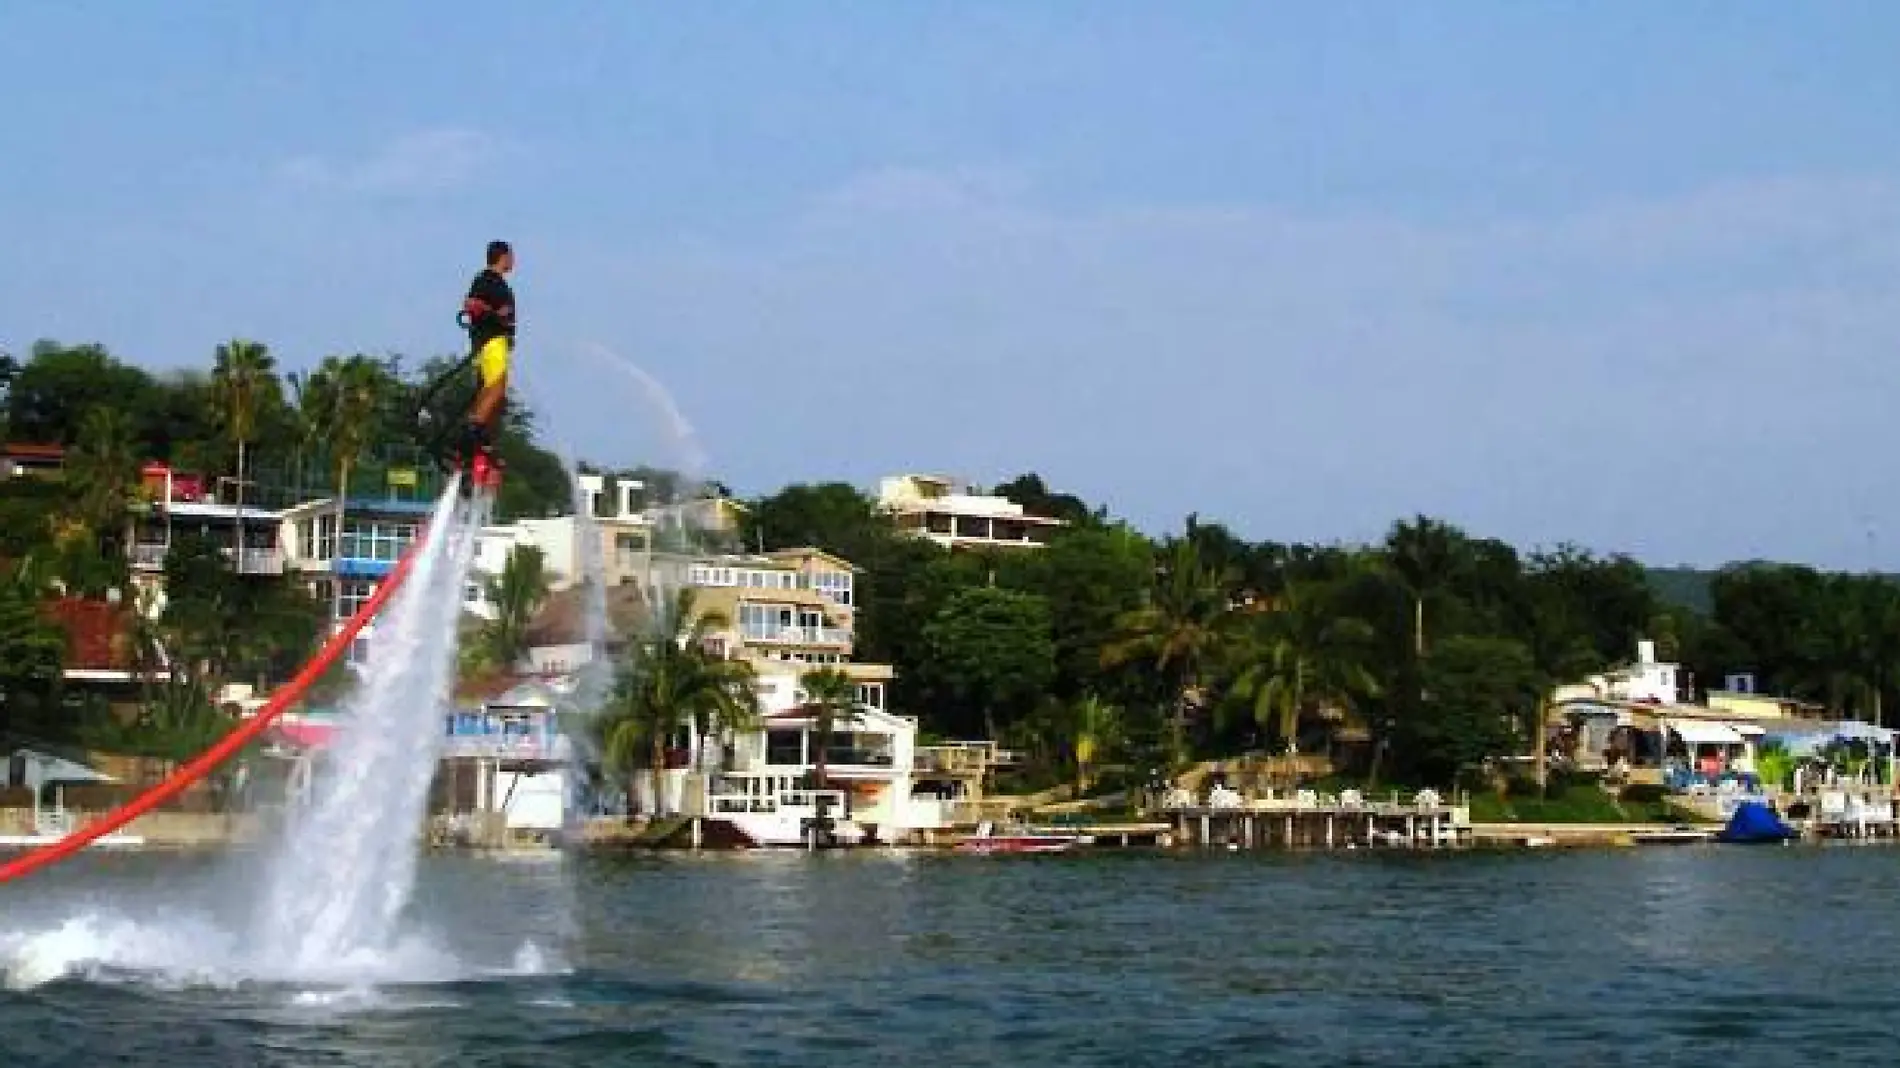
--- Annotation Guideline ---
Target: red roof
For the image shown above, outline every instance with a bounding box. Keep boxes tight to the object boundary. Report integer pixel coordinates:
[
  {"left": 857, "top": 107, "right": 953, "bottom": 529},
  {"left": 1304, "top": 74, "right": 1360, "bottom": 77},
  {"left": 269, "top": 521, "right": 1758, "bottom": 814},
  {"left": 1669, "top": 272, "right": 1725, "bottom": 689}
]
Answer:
[
  {"left": 272, "top": 721, "right": 336, "bottom": 748},
  {"left": 453, "top": 670, "right": 521, "bottom": 702},
  {"left": 40, "top": 597, "right": 135, "bottom": 672},
  {"left": 4, "top": 443, "right": 65, "bottom": 460}
]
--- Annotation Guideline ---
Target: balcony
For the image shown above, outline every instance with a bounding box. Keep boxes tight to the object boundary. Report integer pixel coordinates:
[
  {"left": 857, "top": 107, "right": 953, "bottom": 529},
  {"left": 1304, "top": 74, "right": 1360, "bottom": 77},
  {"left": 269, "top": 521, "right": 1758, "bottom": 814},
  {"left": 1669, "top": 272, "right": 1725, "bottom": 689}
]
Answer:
[
  {"left": 230, "top": 548, "right": 285, "bottom": 575},
  {"left": 914, "top": 742, "right": 1019, "bottom": 775},
  {"left": 127, "top": 544, "right": 284, "bottom": 575},
  {"left": 759, "top": 743, "right": 896, "bottom": 770},
  {"left": 822, "top": 745, "right": 895, "bottom": 769},
  {"left": 440, "top": 715, "right": 565, "bottom": 761},
  {"left": 740, "top": 624, "right": 853, "bottom": 647}
]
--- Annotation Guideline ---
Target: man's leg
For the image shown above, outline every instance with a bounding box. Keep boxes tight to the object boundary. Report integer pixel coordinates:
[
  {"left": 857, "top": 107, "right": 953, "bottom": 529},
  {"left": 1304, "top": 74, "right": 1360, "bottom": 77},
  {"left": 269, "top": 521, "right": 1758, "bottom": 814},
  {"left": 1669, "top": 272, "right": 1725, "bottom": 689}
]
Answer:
[{"left": 466, "top": 337, "right": 511, "bottom": 487}]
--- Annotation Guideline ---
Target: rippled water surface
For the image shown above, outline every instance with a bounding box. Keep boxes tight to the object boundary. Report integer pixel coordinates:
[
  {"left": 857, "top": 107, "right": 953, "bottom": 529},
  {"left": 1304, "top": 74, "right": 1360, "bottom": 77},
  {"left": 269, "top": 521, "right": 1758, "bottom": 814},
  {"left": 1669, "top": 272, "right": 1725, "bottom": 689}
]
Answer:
[{"left": 4, "top": 845, "right": 1900, "bottom": 1066}]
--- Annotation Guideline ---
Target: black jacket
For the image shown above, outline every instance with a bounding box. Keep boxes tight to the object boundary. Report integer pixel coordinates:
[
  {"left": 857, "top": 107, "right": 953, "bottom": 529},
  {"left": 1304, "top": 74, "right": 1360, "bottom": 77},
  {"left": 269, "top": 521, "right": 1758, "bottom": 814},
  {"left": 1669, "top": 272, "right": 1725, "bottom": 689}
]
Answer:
[{"left": 464, "top": 268, "right": 516, "bottom": 346}]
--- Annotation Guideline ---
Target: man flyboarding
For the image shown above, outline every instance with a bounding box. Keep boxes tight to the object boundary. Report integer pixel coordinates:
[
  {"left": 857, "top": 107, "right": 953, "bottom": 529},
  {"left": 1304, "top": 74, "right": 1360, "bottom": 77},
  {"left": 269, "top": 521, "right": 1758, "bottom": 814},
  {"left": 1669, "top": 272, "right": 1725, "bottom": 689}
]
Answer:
[{"left": 456, "top": 239, "right": 516, "bottom": 491}]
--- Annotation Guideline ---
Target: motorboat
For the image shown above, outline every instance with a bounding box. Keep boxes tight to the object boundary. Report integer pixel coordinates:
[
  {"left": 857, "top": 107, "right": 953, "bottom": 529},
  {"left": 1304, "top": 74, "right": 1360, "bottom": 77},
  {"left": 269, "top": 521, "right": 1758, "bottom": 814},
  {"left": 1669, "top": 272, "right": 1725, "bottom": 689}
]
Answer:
[{"left": 953, "top": 820, "right": 1092, "bottom": 854}]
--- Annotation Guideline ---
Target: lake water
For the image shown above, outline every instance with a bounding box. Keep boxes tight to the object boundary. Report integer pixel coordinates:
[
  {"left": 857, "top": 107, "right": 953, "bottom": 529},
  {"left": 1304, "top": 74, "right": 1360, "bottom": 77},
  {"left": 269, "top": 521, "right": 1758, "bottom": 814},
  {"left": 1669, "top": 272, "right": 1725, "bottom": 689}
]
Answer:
[{"left": 3, "top": 844, "right": 1899, "bottom": 1066}]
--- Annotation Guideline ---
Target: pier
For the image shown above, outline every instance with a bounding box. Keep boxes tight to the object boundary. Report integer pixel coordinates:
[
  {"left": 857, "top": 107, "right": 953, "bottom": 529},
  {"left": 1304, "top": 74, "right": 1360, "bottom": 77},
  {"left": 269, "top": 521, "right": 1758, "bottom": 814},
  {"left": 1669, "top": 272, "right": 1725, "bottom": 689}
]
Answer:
[{"left": 1161, "top": 787, "right": 1474, "bottom": 850}]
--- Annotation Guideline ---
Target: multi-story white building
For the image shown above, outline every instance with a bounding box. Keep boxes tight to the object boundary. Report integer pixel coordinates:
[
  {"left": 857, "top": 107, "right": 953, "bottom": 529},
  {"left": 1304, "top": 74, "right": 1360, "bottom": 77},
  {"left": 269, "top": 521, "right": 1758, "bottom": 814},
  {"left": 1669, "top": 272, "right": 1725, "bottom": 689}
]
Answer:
[
  {"left": 876, "top": 473, "right": 1064, "bottom": 550},
  {"left": 279, "top": 495, "right": 437, "bottom": 664},
  {"left": 126, "top": 463, "right": 287, "bottom": 614}
]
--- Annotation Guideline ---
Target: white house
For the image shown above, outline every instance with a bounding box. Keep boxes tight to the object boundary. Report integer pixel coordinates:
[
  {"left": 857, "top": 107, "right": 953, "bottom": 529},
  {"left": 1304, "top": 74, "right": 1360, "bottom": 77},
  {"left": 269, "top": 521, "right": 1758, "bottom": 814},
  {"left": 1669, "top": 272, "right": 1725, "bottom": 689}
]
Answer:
[
  {"left": 439, "top": 680, "right": 575, "bottom": 837},
  {"left": 875, "top": 473, "right": 1064, "bottom": 551},
  {"left": 629, "top": 660, "right": 938, "bottom": 847}
]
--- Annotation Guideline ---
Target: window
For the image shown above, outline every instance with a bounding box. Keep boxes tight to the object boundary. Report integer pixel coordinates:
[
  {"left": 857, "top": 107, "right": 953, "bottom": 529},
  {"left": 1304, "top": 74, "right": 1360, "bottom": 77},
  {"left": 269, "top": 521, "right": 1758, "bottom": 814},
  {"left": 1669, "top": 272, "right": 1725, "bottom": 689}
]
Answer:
[
  {"left": 811, "top": 570, "right": 853, "bottom": 607},
  {"left": 856, "top": 683, "right": 884, "bottom": 709},
  {"left": 338, "top": 519, "right": 417, "bottom": 562},
  {"left": 337, "top": 579, "right": 377, "bottom": 621},
  {"left": 765, "top": 729, "right": 803, "bottom": 766},
  {"left": 315, "top": 514, "right": 337, "bottom": 559},
  {"left": 739, "top": 603, "right": 796, "bottom": 639}
]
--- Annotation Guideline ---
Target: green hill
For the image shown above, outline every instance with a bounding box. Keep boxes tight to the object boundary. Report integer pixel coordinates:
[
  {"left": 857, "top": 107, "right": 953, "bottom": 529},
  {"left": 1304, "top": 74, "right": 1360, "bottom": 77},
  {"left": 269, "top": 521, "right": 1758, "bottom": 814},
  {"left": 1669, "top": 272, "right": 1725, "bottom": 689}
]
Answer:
[{"left": 1644, "top": 567, "right": 1714, "bottom": 616}]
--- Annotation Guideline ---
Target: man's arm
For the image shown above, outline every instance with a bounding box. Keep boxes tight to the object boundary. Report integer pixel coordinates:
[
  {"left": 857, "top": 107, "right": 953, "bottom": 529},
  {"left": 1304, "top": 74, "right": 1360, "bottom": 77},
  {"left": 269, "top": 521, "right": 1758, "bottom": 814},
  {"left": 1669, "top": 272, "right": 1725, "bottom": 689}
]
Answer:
[{"left": 464, "top": 273, "right": 513, "bottom": 326}]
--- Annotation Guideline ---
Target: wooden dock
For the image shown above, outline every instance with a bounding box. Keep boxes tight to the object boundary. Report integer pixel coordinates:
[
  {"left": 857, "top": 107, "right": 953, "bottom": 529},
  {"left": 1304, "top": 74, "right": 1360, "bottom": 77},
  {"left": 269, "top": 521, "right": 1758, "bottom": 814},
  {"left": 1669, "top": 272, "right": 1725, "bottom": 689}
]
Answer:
[
  {"left": 1165, "top": 799, "right": 1473, "bottom": 850},
  {"left": 1062, "top": 822, "right": 1174, "bottom": 848}
]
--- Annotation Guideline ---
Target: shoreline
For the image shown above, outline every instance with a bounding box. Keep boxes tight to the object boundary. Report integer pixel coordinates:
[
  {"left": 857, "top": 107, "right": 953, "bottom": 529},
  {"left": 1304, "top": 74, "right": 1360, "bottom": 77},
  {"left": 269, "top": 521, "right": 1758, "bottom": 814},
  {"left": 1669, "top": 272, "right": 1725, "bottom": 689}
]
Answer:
[{"left": 3, "top": 807, "right": 1878, "bottom": 858}]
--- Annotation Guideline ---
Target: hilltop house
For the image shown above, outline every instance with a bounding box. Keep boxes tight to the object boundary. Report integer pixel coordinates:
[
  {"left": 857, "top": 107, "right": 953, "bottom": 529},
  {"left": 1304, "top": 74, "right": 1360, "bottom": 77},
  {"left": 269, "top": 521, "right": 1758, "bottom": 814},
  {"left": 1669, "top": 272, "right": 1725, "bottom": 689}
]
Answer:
[{"left": 876, "top": 473, "right": 1065, "bottom": 551}]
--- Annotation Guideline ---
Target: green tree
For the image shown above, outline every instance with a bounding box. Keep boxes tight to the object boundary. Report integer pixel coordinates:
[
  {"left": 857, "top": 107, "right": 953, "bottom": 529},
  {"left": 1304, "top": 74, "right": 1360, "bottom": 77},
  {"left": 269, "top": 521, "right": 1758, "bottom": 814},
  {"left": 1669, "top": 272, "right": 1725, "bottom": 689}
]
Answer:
[
  {"left": 1394, "top": 634, "right": 1543, "bottom": 786},
  {"left": 5, "top": 341, "right": 158, "bottom": 445},
  {"left": 211, "top": 338, "right": 281, "bottom": 517},
  {"left": 992, "top": 472, "right": 1099, "bottom": 527},
  {"left": 1383, "top": 515, "right": 1474, "bottom": 657},
  {"left": 0, "top": 478, "right": 69, "bottom": 563},
  {"left": 854, "top": 535, "right": 977, "bottom": 719},
  {"left": 477, "top": 545, "right": 551, "bottom": 670},
  {"left": 226, "top": 578, "right": 327, "bottom": 688},
  {"left": 1101, "top": 535, "right": 1241, "bottom": 761},
  {"left": 1227, "top": 577, "right": 1382, "bottom": 755},
  {"left": 797, "top": 666, "right": 863, "bottom": 812},
  {"left": 922, "top": 586, "right": 1056, "bottom": 739},
  {"left": 159, "top": 532, "right": 238, "bottom": 682},
  {"left": 0, "top": 580, "right": 66, "bottom": 737},
  {"left": 1067, "top": 693, "right": 1123, "bottom": 794},
  {"left": 598, "top": 587, "right": 760, "bottom": 814},
  {"left": 299, "top": 354, "right": 390, "bottom": 622},
  {"left": 997, "top": 523, "right": 1154, "bottom": 703},
  {"left": 57, "top": 407, "right": 141, "bottom": 593},
  {"left": 742, "top": 481, "right": 889, "bottom": 562},
  {"left": 144, "top": 370, "right": 225, "bottom": 470}
]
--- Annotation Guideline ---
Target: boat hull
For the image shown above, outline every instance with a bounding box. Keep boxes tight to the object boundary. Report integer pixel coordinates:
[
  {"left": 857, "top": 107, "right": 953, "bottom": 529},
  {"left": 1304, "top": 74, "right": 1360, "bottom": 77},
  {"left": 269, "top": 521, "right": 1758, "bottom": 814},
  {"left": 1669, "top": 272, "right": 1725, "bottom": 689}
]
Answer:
[{"left": 954, "top": 834, "right": 1089, "bottom": 854}]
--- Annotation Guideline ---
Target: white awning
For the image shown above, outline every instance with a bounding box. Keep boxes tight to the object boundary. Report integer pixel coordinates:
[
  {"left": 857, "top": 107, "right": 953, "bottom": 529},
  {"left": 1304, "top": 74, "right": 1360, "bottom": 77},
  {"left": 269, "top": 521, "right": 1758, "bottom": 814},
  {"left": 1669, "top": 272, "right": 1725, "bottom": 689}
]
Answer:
[
  {"left": 1731, "top": 723, "right": 1766, "bottom": 737},
  {"left": 1669, "top": 721, "right": 1745, "bottom": 745}
]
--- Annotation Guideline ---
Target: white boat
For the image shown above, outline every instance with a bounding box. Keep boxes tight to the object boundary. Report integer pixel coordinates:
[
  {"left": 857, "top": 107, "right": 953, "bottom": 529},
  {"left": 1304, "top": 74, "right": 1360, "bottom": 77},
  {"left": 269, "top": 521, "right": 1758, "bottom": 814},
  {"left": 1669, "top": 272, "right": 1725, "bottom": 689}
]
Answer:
[
  {"left": 0, "top": 833, "right": 146, "bottom": 850},
  {"left": 954, "top": 820, "right": 1093, "bottom": 854}
]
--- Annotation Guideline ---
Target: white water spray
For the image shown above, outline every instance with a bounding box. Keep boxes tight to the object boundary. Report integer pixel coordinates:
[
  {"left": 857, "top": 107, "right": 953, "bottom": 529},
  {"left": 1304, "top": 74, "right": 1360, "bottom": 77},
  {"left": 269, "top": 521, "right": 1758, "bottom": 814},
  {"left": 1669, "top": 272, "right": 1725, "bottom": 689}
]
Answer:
[
  {"left": 579, "top": 341, "right": 710, "bottom": 484},
  {"left": 247, "top": 482, "right": 485, "bottom": 979},
  {"left": 563, "top": 460, "right": 614, "bottom": 830}
]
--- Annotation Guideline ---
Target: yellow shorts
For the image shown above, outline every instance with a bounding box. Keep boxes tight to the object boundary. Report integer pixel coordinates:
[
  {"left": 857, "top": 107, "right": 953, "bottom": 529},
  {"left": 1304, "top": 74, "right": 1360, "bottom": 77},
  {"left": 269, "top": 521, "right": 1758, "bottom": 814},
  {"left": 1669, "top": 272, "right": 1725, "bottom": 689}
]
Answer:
[{"left": 476, "top": 336, "right": 511, "bottom": 388}]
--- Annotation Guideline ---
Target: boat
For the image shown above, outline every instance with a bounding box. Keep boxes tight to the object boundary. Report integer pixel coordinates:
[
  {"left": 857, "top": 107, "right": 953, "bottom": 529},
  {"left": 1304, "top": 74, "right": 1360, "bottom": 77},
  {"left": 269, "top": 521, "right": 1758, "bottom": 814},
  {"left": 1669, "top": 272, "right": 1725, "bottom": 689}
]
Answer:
[
  {"left": 1629, "top": 826, "right": 1716, "bottom": 845},
  {"left": 953, "top": 820, "right": 1092, "bottom": 854},
  {"left": 0, "top": 833, "right": 145, "bottom": 850},
  {"left": 1715, "top": 800, "right": 1800, "bottom": 844}
]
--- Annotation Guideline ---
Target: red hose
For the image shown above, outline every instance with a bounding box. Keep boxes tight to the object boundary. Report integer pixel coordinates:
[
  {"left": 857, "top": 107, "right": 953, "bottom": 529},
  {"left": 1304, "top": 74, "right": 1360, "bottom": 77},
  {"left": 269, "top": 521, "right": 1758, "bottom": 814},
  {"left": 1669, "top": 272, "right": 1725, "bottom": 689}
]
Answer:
[{"left": 0, "top": 515, "right": 435, "bottom": 885}]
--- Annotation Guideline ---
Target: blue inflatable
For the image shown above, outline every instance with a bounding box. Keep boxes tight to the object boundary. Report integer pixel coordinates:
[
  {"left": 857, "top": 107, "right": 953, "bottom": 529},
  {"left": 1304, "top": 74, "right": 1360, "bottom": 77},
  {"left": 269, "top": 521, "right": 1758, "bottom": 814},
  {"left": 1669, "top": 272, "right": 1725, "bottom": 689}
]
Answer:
[{"left": 1716, "top": 800, "right": 1799, "bottom": 844}]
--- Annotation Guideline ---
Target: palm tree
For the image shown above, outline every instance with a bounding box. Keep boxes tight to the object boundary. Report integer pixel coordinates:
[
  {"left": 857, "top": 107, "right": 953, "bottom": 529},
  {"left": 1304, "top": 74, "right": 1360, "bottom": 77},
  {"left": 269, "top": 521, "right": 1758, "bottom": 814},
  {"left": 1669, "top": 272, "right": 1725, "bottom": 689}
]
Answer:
[
  {"left": 1383, "top": 515, "right": 1469, "bottom": 658},
  {"left": 1068, "top": 693, "right": 1123, "bottom": 795},
  {"left": 598, "top": 587, "right": 759, "bottom": 815},
  {"left": 64, "top": 407, "right": 141, "bottom": 564},
  {"left": 478, "top": 545, "right": 550, "bottom": 671},
  {"left": 1228, "top": 578, "right": 1382, "bottom": 779},
  {"left": 211, "top": 339, "right": 278, "bottom": 541},
  {"left": 301, "top": 355, "right": 387, "bottom": 625},
  {"left": 1101, "top": 536, "right": 1241, "bottom": 763},
  {"left": 127, "top": 583, "right": 169, "bottom": 711},
  {"left": 797, "top": 666, "right": 862, "bottom": 812}
]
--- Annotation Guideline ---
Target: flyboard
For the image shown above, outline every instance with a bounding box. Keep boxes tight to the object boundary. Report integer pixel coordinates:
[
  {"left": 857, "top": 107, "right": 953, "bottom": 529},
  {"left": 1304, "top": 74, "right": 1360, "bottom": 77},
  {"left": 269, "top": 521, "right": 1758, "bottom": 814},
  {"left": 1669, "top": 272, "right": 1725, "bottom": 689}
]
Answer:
[{"left": 411, "top": 308, "right": 504, "bottom": 495}]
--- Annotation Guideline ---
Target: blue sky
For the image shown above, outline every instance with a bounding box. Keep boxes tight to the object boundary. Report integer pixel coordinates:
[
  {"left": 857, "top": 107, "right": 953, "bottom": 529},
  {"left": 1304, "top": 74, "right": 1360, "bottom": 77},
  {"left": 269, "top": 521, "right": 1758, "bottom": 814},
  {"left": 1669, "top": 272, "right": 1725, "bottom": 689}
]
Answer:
[{"left": 5, "top": 3, "right": 1900, "bottom": 568}]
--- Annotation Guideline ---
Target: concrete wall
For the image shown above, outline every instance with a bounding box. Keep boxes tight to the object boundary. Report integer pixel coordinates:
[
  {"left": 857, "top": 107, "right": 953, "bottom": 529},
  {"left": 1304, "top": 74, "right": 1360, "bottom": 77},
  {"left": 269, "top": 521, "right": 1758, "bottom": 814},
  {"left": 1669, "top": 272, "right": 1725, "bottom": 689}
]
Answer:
[{"left": 0, "top": 807, "right": 257, "bottom": 846}]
